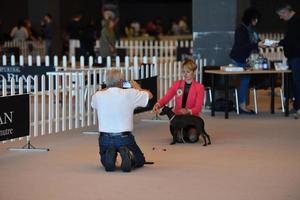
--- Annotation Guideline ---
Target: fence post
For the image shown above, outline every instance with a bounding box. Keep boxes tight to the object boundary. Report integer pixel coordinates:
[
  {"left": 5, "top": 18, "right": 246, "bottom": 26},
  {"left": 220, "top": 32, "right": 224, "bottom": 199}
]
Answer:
[
  {"left": 89, "top": 56, "right": 93, "bottom": 68},
  {"left": 54, "top": 56, "right": 58, "bottom": 67},
  {"left": 2, "top": 55, "right": 7, "bottom": 66},
  {"left": 71, "top": 56, "right": 76, "bottom": 69},
  {"left": 133, "top": 56, "right": 139, "bottom": 79},
  {"left": 62, "top": 73, "right": 66, "bottom": 131},
  {"left": 68, "top": 73, "right": 73, "bottom": 130},
  {"left": 11, "top": 55, "right": 15, "bottom": 66},
  {"left": 28, "top": 55, "right": 32, "bottom": 66},
  {"left": 116, "top": 56, "right": 120, "bottom": 68},
  {"left": 48, "top": 74, "right": 53, "bottom": 134},
  {"left": 41, "top": 75, "right": 46, "bottom": 135},
  {"left": 33, "top": 76, "right": 39, "bottom": 137},
  {"left": 45, "top": 56, "right": 50, "bottom": 66},
  {"left": 80, "top": 56, "right": 85, "bottom": 69}
]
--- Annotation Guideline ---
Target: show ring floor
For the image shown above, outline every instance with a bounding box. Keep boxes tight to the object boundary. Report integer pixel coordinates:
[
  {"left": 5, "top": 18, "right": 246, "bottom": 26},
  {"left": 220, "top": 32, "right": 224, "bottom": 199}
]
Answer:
[{"left": 1, "top": 109, "right": 300, "bottom": 200}]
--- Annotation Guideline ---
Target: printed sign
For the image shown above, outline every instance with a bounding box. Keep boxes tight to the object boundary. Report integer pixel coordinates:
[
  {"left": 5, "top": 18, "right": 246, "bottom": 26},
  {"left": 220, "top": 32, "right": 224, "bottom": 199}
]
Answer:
[
  {"left": 0, "top": 94, "right": 30, "bottom": 141},
  {"left": 0, "top": 65, "right": 55, "bottom": 90}
]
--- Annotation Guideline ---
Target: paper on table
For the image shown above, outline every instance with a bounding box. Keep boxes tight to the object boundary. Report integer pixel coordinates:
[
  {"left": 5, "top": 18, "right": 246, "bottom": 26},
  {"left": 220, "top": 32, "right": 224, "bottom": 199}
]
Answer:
[{"left": 263, "top": 39, "right": 279, "bottom": 46}]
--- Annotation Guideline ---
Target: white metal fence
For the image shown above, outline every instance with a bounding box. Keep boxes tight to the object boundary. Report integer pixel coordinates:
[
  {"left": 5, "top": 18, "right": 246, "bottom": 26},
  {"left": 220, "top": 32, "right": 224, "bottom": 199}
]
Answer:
[
  {"left": 0, "top": 54, "right": 158, "bottom": 69},
  {"left": 1, "top": 58, "right": 206, "bottom": 144},
  {"left": 1, "top": 39, "right": 193, "bottom": 64}
]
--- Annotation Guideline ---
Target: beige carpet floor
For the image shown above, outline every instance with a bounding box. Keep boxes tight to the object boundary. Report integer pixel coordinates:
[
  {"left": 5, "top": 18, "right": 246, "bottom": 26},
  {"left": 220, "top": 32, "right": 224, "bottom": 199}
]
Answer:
[{"left": 1, "top": 92, "right": 300, "bottom": 200}]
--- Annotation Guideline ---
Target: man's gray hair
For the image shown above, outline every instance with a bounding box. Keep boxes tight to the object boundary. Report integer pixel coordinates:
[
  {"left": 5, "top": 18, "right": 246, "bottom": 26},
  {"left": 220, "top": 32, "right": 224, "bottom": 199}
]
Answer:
[
  {"left": 105, "top": 69, "right": 124, "bottom": 87},
  {"left": 276, "top": 3, "right": 293, "bottom": 13}
]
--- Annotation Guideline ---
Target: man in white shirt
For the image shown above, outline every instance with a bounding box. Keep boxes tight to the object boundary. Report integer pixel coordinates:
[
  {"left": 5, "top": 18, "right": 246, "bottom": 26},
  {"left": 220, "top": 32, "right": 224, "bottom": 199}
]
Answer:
[{"left": 91, "top": 69, "right": 153, "bottom": 172}]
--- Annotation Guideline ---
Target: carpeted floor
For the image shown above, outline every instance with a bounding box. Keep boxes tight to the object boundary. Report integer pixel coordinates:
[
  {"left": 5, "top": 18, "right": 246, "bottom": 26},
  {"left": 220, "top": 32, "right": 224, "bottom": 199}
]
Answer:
[{"left": 1, "top": 92, "right": 300, "bottom": 200}]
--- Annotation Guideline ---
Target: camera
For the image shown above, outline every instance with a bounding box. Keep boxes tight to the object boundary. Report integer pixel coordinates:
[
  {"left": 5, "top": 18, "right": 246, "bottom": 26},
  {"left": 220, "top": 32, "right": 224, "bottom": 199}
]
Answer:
[{"left": 123, "top": 81, "right": 132, "bottom": 89}]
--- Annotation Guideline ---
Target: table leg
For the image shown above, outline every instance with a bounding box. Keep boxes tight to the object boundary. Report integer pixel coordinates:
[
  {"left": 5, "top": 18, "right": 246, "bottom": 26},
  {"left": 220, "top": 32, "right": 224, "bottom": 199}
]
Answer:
[
  {"left": 270, "top": 74, "right": 275, "bottom": 114},
  {"left": 284, "top": 72, "right": 290, "bottom": 116},
  {"left": 224, "top": 75, "right": 229, "bottom": 119},
  {"left": 211, "top": 74, "right": 215, "bottom": 117}
]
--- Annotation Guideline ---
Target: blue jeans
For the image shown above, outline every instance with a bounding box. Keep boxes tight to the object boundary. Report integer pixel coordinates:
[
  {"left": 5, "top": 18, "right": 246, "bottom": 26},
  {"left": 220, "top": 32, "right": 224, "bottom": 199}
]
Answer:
[
  {"left": 45, "top": 39, "right": 52, "bottom": 56},
  {"left": 98, "top": 132, "right": 145, "bottom": 169},
  {"left": 288, "top": 58, "right": 300, "bottom": 110},
  {"left": 232, "top": 61, "right": 250, "bottom": 106}
]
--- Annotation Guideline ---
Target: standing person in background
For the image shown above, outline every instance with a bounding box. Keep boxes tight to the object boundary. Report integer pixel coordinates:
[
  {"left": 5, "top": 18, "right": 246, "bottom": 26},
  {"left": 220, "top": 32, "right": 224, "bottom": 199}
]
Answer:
[
  {"left": 276, "top": 3, "right": 300, "bottom": 118},
  {"left": 178, "top": 16, "right": 190, "bottom": 35},
  {"left": 67, "top": 14, "right": 83, "bottom": 59},
  {"left": 130, "top": 19, "right": 141, "bottom": 37},
  {"left": 91, "top": 69, "right": 153, "bottom": 172},
  {"left": 80, "top": 19, "right": 97, "bottom": 59},
  {"left": 153, "top": 59, "right": 205, "bottom": 144},
  {"left": 170, "top": 19, "right": 180, "bottom": 35},
  {"left": 10, "top": 19, "right": 29, "bottom": 42},
  {"left": 41, "top": 13, "right": 53, "bottom": 56},
  {"left": 24, "top": 18, "right": 38, "bottom": 41},
  {"left": 230, "top": 7, "right": 265, "bottom": 114},
  {"left": 99, "top": 19, "right": 116, "bottom": 66}
]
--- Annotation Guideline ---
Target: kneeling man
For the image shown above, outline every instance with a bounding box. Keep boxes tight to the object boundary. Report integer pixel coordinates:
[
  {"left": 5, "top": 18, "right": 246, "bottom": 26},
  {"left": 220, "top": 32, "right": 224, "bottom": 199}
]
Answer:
[{"left": 91, "top": 69, "right": 153, "bottom": 172}]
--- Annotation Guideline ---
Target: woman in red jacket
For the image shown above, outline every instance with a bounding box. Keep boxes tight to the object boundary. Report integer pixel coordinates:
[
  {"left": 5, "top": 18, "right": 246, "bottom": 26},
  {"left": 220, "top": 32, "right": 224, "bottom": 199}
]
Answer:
[{"left": 153, "top": 59, "right": 205, "bottom": 143}]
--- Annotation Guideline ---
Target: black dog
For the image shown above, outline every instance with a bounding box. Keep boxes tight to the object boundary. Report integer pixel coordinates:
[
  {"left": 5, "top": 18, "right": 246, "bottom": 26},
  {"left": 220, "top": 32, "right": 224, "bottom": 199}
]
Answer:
[{"left": 159, "top": 106, "right": 211, "bottom": 146}]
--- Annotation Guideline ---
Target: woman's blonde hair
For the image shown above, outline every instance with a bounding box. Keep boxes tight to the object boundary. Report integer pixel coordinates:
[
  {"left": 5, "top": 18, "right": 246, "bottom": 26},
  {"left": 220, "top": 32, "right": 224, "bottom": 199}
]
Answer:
[{"left": 182, "top": 59, "right": 197, "bottom": 72}]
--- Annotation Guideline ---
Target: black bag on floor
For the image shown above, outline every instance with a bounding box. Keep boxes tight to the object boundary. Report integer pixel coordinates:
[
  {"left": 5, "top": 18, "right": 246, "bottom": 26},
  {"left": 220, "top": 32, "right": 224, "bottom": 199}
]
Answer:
[{"left": 214, "top": 98, "right": 235, "bottom": 112}]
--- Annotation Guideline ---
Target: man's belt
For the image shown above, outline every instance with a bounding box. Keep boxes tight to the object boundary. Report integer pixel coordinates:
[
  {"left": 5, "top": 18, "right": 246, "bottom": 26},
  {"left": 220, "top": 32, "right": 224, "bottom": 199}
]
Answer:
[{"left": 100, "top": 131, "right": 131, "bottom": 137}]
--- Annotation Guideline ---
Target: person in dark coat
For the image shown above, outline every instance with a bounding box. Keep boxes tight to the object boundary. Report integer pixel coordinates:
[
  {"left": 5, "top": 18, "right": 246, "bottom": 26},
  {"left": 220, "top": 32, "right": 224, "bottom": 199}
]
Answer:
[
  {"left": 276, "top": 3, "right": 300, "bottom": 118},
  {"left": 230, "top": 7, "right": 265, "bottom": 114}
]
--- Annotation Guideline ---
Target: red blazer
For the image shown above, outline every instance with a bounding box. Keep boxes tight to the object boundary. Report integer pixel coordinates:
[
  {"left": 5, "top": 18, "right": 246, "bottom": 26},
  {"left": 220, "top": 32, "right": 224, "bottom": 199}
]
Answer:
[{"left": 158, "top": 80, "right": 205, "bottom": 116}]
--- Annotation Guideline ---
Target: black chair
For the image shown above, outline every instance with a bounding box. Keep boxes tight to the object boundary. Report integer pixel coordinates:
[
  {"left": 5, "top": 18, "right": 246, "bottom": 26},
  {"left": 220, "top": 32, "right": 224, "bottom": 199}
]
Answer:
[{"left": 176, "top": 47, "right": 192, "bottom": 61}]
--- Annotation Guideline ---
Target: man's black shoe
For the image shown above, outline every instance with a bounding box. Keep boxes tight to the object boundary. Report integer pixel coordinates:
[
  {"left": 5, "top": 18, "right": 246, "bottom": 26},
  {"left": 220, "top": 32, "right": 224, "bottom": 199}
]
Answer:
[
  {"left": 105, "top": 146, "right": 117, "bottom": 172},
  {"left": 119, "top": 146, "right": 132, "bottom": 172}
]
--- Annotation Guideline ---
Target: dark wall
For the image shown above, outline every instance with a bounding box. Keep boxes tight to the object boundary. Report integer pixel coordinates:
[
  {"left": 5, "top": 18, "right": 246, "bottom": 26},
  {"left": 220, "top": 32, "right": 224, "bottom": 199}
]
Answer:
[
  {"left": 60, "top": 0, "right": 102, "bottom": 31},
  {"left": 2, "top": 0, "right": 300, "bottom": 35},
  {"left": 250, "top": 0, "right": 300, "bottom": 32},
  {"left": 0, "top": 1, "right": 28, "bottom": 32},
  {"left": 0, "top": 0, "right": 191, "bottom": 37},
  {"left": 193, "top": 0, "right": 240, "bottom": 65}
]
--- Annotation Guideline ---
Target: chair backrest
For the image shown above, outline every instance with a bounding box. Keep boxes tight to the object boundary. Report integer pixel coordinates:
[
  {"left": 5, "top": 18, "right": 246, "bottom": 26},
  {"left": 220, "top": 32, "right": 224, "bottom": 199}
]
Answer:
[{"left": 176, "top": 47, "right": 191, "bottom": 61}]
